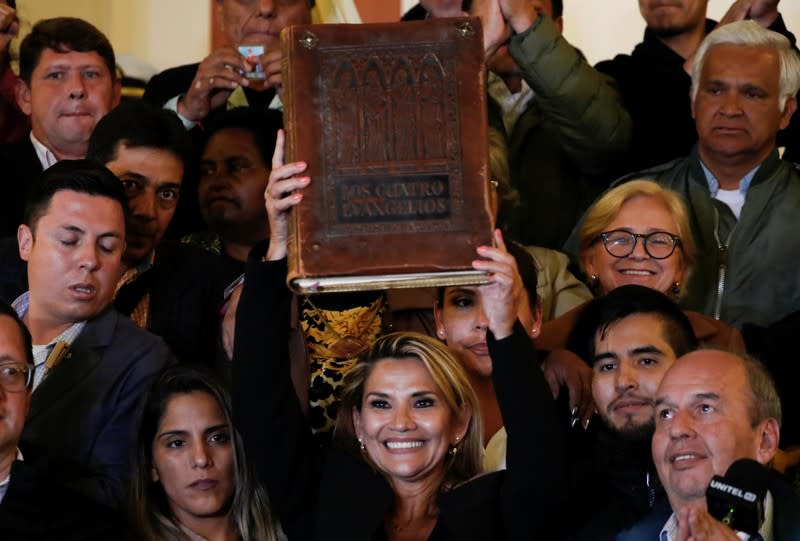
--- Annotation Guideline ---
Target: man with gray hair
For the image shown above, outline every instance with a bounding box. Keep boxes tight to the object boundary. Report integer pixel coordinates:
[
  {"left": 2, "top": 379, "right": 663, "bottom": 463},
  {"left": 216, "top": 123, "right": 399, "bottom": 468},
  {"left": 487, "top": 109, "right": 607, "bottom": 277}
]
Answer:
[
  {"left": 607, "top": 20, "right": 800, "bottom": 329},
  {"left": 615, "top": 350, "right": 800, "bottom": 540}
]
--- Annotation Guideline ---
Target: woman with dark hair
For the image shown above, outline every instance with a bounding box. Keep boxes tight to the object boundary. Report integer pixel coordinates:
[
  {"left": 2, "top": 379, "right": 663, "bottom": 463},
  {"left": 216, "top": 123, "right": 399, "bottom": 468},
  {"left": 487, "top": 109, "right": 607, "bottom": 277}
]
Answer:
[
  {"left": 129, "top": 366, "right": 278, "bottom": 541},
  {"left": 231, "top": 130, "right": 563, "bottom": 540}
]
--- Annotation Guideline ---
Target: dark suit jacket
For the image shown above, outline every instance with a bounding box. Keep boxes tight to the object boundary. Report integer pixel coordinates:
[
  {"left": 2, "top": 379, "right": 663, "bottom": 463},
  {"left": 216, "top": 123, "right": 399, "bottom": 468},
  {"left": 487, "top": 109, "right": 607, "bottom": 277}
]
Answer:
[
  {"left": 143, "top": 63, "right": 199, "bottom": 108},
  {"left": 616, "top": 477, "right": 800, "bottom": 540},
  {"left": 114, "top": 241, "right": 234, "bottom": 366},
  {"left": 0, "top": 136, "right": 42, "bottom": 237},
  {"left": 19, "top": 307, "right": 171, "bottom": 507},
  {"left": 0, "top": 239, "right": 230, "bottom": 367},
  {"left": 233, "top": 250, "right": 565, "bottom": 541},
  {"left": 0, "top": 458, "right": 123, "bottom": 540}
]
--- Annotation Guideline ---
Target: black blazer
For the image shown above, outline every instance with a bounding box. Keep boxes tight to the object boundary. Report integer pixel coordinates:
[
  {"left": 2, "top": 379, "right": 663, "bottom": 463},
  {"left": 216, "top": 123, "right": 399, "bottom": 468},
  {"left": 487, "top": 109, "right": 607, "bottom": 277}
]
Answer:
[
  {"left": 232, "top": 249, "right": 565, "bottom": 541},
  {"left": 19, "top": 307, "right": 171, "bottom": 506},
  {"left": 0, "top": 458, "right": 123, "bottom": 540},
  {"left": 143, "top": 63, "right": 199, "bottom": 108},
  {"left": 0, "top": 136, "right": 42, "bottom": 237}
]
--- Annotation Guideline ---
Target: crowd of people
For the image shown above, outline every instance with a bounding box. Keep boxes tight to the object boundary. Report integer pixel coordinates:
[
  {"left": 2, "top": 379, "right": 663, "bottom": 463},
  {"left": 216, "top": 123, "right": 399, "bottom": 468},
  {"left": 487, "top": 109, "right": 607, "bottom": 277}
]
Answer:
[{"left": 0, "top": 0, "right": 799, "bottom": 539}]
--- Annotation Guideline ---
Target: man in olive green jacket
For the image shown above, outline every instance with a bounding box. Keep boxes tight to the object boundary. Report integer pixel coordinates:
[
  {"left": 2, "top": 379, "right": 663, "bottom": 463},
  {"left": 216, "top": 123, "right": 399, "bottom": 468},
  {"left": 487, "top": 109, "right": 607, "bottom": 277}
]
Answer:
[
  {"left": 485, "top": 0, "right": 632, "bottom": 249},
  {"left": 607, "top": 21, "right": 800, "bottom": 329}
]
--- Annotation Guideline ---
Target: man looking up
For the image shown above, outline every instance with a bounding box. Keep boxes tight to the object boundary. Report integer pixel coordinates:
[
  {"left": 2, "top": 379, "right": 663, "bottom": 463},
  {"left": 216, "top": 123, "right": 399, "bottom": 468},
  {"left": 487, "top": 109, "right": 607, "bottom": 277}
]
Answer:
[
  {"left": 564, "top": 284, "right": 698, "bottom": 540},
  {"left": 13, "top": 160, "right": 170, "bottom": 506},
  {"left": 0, "top": 17, "right": 120, "bottom": 237},
  {"left": 144, "top": 0, "right": 314, "bottom": 128},
  {"left": 618, "top": 350, "right": 800, "bottom": 539}
]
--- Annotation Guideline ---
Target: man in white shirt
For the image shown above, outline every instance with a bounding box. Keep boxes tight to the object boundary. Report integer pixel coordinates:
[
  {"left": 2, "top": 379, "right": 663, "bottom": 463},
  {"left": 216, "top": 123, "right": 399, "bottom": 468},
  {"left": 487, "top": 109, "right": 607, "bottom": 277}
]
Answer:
[{"left": 0, "top": 17, "right": 120, "bottom": 237}]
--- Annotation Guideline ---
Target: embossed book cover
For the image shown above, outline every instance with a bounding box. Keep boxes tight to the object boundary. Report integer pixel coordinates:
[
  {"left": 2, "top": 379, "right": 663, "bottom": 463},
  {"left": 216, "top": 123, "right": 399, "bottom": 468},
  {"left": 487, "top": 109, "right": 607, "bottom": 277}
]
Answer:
[{"left": 281, "top": 18, "right": 493, "bottom": 293}]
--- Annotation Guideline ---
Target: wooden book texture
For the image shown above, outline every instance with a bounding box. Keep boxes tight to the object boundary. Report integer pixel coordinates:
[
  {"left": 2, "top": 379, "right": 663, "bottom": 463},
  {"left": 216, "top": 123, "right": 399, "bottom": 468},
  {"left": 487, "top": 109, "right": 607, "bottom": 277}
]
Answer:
[{"left": 281, "top": 18, "right": 493, "bottom": 293}]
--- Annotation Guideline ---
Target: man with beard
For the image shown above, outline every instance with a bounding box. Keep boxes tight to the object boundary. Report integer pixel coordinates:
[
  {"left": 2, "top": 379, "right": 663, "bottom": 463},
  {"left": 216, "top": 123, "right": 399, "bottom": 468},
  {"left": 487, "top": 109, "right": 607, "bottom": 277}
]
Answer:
[
  {"left": 596, "top": 0, "right": 798, "bottom": 175},
  {"left": 562, "top": 285, "right": 698, "bottom": 540}
]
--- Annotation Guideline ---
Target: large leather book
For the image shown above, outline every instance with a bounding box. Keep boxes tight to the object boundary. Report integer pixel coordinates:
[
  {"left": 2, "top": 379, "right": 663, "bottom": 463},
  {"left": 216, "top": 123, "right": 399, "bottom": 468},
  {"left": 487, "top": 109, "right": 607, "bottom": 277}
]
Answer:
[{"left": 281, "top": 18, "right": 493, "bottom": 293}]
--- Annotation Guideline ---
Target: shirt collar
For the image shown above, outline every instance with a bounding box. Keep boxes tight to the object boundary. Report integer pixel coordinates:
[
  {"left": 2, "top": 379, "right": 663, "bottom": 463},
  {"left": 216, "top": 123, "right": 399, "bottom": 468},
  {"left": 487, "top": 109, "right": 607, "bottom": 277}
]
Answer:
[
  {"left": 12, "top": 291, "right": 87, "bottom": 357},
  {"left": 699, "top": 161, "right": 761, "bottom": 197},
  {"left": 29, "top": 132, "right": 58, "bottom": 170}
]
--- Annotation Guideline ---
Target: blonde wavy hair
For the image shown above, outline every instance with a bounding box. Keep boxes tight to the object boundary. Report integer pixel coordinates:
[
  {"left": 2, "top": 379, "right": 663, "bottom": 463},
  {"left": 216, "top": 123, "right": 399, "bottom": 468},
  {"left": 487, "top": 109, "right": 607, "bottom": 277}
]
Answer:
[
  {"left": 335, "top": 332, "right": 483, "bottom": 489},
  {"left": 578, "top": 180, "right": 696, "bottom": 292}
]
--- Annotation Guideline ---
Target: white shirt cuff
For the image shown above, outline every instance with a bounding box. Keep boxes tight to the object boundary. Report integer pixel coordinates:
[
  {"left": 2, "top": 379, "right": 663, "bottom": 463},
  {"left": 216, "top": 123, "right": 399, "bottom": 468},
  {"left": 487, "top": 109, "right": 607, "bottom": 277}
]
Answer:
[{"left": 164, "top": 95, "right": 198, "bottom": 130}]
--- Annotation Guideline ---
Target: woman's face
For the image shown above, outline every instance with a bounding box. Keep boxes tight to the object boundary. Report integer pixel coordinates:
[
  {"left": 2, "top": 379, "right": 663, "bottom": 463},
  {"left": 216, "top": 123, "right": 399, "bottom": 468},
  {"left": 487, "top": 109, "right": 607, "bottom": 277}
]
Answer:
[
  {"left": 353, "top": 357, "right": 470, "bottom": 488},
  {"left": 151, "top": 391, "right": 235, "bottom": 528},
  {"left": 434, "top": 286, "right": 539, "bottom": 379},
  {"left": 583, "top": 195, "right": 685, "bottom": 295}
]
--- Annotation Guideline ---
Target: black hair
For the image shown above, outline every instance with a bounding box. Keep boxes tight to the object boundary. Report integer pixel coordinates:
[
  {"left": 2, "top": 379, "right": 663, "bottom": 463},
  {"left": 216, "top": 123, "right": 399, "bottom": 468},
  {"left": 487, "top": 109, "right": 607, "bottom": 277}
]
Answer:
[
  {"left": 0, "top": 300, "right": 33, "bottom": 366},
  {"left": 437, "top": 239, "right": 539, "bottom": 310},
  {"left": 7, "top": 0, "right": 15, "bottom": 10},
  {"left": 202, "top": 106, "right": 283, "bottom": 167},
  {"left": 23, "top": 159, "right": 129, "bottom": 229},
  {"left": 552, "top": 0, "right": 563, "bottom": 18},
  {"left": 567, "top": 284, "right": 698, "bottom": 366},
  {"left": 87, "top": 101, "right": 194, "bottom": 169},
  {"left": 19, "top": 17, "right": 115, "bottom": 85}
]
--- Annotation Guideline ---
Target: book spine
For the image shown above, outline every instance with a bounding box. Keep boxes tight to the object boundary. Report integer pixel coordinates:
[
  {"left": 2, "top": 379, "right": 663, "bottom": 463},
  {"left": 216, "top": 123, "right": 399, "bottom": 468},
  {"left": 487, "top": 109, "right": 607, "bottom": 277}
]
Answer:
[{"left": 281, "top": 26, "right": 300, "bottom": 283}]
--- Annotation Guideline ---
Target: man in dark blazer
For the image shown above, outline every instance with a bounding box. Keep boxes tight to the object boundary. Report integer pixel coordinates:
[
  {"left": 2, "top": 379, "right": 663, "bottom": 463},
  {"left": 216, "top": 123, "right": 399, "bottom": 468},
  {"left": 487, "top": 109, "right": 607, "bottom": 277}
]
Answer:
[
  {"left": 615, "top": 350, "right": 800, "bottom": 540},
  {"left": 143, "top": 0, "right": 313, "bottom": 127},
  {"left": 0, "top": 17, "right": 120, "bottom": 238},
  {"left": 12, "top": 160, "right": 171, "bottom": 507},
  {"left": 0, "top": 297, "right": 122, "bottom": 538}
]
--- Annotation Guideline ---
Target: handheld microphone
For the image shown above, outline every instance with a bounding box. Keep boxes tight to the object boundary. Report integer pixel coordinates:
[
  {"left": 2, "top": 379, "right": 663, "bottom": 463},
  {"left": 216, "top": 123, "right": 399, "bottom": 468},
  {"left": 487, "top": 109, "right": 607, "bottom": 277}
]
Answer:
[{"left": 706, "top": 458, "right": 769, "bottom": 535}]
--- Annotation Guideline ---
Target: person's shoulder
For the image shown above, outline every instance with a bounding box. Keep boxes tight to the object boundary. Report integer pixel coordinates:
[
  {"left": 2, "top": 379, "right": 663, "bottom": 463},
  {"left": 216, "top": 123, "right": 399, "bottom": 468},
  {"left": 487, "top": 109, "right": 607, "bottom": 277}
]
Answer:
[
  {"left": 144, "top": 63, "right": 201, "bottom": 104},
  {"left": 613, "top": 501, "right": 671, "bottom": 540},
  {"left": 91, "top": 309, "right": 171, "bottom": 367},
  {"left": 1, "top": 458, "right": 125, "bottom": 540}
]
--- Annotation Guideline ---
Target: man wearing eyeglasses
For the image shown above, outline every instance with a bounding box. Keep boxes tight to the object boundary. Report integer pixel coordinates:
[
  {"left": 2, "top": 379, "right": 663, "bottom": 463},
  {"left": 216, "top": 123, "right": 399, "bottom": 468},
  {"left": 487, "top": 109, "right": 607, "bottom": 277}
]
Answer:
[
  {"left": 599, "top": 21, "right": 800, "bottom": 329},
  {"left": 0, "top": 300, "right": 123, "bottom": 537}
]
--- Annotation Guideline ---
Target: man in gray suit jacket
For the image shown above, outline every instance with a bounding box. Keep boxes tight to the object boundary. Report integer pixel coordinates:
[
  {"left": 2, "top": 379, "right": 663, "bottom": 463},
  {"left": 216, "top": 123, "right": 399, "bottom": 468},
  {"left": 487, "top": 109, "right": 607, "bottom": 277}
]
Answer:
[{"left": 11, "top": 160, "right": 171, "bottom": 507}]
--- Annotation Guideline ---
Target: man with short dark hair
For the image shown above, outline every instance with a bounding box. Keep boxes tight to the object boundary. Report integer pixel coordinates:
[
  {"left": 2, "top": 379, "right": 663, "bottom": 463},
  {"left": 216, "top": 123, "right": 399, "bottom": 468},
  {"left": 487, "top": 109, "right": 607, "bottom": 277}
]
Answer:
[
  {"left": 144, "top": 0, "right": 314, "bottom": 128},
  {"left": 564, "top": 284, "right": 698, "bottom": 540},
  {"left": 12, "top": 160, "right": 170, "bottom": 506},
  {"left": 87, "top": 101, "right": 231, "bottom": 366},
  {"left": 617, "top": 350, "right": 800, "bottom": 540},
  {"left": 0, "top": 300, "right": 121, "bottom": 538},
  {"left": 0, "top": 17, "right": 120, "bottom": 237}
]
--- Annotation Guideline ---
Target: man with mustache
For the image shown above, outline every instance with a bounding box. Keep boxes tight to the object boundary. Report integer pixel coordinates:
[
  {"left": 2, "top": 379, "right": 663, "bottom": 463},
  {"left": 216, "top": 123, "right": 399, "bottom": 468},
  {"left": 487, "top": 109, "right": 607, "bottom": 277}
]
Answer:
[
  {"left": 596, "top": 0, "right": 799, "bottom": 175},
  {"left": 144, "top": 0, "right": 313, "bottom": 128},
  {"left": 0, "top": 17, "right": 120, "bottom": 237},
  {"left": 617, "top": 350, "right": 800, "bottom": 540},
  {"left": 87, "top": 101, "right": 234, "bottom": 367},
  {"left": 562, "top": 285, "right": 698, "bottom": 540},
  {"left": 11, "top": 160, "right": 171, "bottom": 507}
]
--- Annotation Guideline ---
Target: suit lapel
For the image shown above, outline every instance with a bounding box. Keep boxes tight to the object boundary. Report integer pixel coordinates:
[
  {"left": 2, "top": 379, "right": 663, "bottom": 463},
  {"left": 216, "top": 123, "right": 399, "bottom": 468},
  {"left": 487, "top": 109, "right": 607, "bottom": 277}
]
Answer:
[{"left": 25, "top": 308, "right": 117, "bottom": 424}]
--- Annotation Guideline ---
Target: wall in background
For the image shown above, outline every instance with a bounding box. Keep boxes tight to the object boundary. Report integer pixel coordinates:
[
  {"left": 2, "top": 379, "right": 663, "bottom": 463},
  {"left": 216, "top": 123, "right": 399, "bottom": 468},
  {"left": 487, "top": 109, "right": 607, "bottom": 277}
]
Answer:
[{"left": 13, "top": 1, "right": 800, "bottom": 77}]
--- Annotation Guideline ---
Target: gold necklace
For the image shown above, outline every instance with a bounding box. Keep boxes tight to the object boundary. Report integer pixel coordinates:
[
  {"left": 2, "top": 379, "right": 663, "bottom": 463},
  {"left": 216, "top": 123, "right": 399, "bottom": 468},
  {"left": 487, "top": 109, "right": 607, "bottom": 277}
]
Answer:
[{"left": 302, "top": 294, "right": 386, "bottom": 359}]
